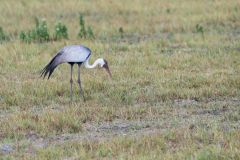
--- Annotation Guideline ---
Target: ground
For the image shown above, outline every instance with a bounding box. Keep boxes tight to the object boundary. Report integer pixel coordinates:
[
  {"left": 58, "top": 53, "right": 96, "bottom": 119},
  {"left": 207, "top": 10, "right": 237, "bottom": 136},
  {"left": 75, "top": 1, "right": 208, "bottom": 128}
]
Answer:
[{"left": 0, "top": 0, "right": 240, "bottom": 159}]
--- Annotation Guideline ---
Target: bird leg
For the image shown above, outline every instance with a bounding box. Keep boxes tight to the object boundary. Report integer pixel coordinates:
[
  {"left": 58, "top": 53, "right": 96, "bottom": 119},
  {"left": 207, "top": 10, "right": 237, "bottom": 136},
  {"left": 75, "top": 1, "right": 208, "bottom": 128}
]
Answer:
[
  {"left": 70, "top": 64, "right": 73, "bottom": 101},
  {"left": 78, "top": 64, "right": 85, "bottom": 102}
]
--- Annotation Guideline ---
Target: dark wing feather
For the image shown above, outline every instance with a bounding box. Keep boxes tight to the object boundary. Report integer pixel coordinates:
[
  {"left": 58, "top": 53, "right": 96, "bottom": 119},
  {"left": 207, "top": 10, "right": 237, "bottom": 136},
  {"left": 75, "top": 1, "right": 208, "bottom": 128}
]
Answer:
[{"left": 41, "top": 51, "right": 63, "bottom": 79}]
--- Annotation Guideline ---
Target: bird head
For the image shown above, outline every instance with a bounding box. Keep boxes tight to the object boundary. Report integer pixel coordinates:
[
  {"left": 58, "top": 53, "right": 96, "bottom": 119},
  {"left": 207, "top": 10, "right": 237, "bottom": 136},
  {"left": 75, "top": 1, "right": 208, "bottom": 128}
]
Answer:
[{"left": 100, "top": 58, "right": 112, "bottom": 78}]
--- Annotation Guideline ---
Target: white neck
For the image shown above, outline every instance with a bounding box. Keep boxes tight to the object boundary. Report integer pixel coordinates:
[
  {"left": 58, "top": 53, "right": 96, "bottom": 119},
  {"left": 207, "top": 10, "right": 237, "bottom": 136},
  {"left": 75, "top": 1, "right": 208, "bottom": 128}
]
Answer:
[{"left": 84, "top": 58, "right": 102, "bottom": 69}]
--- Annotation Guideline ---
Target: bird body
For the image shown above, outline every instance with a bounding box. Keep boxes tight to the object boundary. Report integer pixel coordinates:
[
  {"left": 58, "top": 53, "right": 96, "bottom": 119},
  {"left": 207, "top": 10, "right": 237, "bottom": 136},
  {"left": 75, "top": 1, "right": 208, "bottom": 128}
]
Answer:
[
  {"left": 41, "top": 45, "right": 111, "bottom": 101},
  {"left": 60, "top": 45, "right": 91, "bottom": 63}
]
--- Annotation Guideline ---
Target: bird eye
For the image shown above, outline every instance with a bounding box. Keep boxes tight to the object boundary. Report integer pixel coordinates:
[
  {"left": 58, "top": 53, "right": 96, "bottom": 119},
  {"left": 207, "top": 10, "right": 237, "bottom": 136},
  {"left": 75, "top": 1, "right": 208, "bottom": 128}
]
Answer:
[{"left": 103, "top": 59, "right": 108, "bottom": 65}]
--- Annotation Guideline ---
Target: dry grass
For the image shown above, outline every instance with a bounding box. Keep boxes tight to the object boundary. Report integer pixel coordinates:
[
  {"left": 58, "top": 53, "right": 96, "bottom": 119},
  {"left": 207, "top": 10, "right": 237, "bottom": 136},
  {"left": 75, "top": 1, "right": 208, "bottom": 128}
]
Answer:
[{"left": 0, "top": 0, "right": 240, "bottom": 159}]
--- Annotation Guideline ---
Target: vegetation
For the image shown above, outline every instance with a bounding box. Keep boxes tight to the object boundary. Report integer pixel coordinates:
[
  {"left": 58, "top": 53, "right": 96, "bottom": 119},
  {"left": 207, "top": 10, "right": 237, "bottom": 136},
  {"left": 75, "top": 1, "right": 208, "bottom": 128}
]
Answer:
[
  {"left": 0, "top": 26, "right": 9, "bottom": 42},
  {"left": 0, "top": 0, "right": 239, "bottom": 159},
  {"left": 78, "top": 13, "right": 94, "bottom": 39},
  {"left": 196, "top": 24, "right": 204, "bottom": 39},
  {"left": 119, "top": 27, "right": 124, "bottom": 38},
  {"left": 54, "top": 21, "right": 68, "bottom": 40},
  {"left": 19, "top": 14, "right": 94, "bottom": 43},
  {"left": 19, "top": 18, "right": 50, "bottom": 43}
]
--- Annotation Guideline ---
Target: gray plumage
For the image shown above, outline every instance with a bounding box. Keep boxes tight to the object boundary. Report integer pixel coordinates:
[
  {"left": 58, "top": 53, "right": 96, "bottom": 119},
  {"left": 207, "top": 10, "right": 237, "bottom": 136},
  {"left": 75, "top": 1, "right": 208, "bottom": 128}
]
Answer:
[{"left": 41, "top": 45, "right": 91, "bottom": 79}]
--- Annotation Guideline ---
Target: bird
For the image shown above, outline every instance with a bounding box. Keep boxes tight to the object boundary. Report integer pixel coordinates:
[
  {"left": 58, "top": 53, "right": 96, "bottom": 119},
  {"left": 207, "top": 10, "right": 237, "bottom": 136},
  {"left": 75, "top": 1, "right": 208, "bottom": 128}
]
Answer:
[{"left": 40, "top": 45, "right": 112, "bottom": 101}]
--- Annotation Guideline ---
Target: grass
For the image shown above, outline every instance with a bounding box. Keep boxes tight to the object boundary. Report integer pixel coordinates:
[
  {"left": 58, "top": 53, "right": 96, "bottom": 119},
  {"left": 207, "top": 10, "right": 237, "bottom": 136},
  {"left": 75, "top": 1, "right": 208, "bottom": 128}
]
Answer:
[
  {"left": 0, "top": 0, "right": 240, "bottom": 159},
  {"left": 33, "top": 129, "right": 239, "bottom": 160}
]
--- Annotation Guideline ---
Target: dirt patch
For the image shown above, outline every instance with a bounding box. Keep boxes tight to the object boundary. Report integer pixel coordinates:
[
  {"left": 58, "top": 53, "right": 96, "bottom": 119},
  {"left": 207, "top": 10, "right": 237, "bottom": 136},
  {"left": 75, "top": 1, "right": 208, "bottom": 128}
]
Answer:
[
  {"left": 11, "top": 119, "right": 162, "bottom": 156},
  {"left": 174, "top": 98, "right": 240, "bottom": 107},
  {"left": 1, "top": 98, "right": 239, "bottom": 156},
  {"left": 192, "top": 107, "right": 229, "bottom": 116}
]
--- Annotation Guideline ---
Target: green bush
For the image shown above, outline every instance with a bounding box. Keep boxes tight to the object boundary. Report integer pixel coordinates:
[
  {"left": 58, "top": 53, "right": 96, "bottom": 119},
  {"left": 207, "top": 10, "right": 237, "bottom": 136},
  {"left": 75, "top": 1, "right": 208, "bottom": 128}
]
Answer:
[
  {"left": 119, "top": 27, "right": 124, "bottom": 38},
  {"left": 78, "top": 14, "right": 94, "bottom": 39},
  {"left": 19, "top": 31, "right": 28, "bottom": 43},
  {"left": 34, "top": 18, "right": 50, "bottom": 42},
  {"left": 54, "top": 21, "right": 68, "bottom": 40},
  {"left": 0, "top": 26, "right": 9, "bottom": 42},
  {"left": 87, "top": 26, "right": 94, "bottom": 39},
  {"left": 19, "top": 18, "right": 50, "bottom": 43},
  {"left": 78, "top": 14, "right": 87, "bottom": 38},
  {"left": 196, "top": 24, "right": 204, "bottom": 39}
]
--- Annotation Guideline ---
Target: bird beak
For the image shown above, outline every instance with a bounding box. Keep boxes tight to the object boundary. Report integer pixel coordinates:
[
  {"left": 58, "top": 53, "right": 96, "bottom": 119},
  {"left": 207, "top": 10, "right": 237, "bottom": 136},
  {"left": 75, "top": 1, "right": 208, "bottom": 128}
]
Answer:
[{"left": 103, "top": 63, "right": 112, "bottom": 78}]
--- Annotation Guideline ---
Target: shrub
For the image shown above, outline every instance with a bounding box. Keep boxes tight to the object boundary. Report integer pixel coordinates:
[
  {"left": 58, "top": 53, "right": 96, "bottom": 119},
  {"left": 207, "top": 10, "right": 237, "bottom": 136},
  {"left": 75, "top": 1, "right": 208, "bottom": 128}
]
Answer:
[
  {"left": 34, "top": 18, "right": 50, "bottom": 42},
  {"left": 0, "top": 26, "right": 9, "bottom": 42},
  {"left": 54, "top": 21, "right": 68, "bottom": 40},
  {"left": 19, "top": 18, "right": 50, "bottom": 43},
  {"left": 196, "top": 24, "right": 204, "bottom": 39},
  {"left": 78, "top": 13, "right": 94, "bottom": 39},
  {"left": 119, "top": 27, "right": 124, "bottom": 38},
  {"left": 87, "top": 26, "right": 94, "bottom": 39},
  {"left": 78, "top": 14, "right": 87, "bottom": 38},
  {"left": 19, "top": 31, "right": 28, "bottom": 42}
]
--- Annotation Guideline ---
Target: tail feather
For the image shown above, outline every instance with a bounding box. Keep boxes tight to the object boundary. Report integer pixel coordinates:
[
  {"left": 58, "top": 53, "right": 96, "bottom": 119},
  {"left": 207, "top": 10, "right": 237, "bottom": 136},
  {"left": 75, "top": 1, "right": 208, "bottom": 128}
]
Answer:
[{"left": 41, "top": 52, "right": 62, "bottom": 79}]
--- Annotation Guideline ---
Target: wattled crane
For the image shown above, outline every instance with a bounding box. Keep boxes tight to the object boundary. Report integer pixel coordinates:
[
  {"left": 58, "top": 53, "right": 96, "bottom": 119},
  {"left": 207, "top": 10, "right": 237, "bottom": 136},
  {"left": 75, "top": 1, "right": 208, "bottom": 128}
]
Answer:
[{"left": 41, "top": 45, "right": 112, "bottom": 101}]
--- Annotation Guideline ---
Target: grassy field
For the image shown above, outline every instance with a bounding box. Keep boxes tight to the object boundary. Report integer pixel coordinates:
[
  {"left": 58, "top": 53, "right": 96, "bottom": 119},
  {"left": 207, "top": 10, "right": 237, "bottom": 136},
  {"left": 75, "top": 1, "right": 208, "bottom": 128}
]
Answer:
[{"left": 0, "top": 0, "right": 240, "bottom": 159}]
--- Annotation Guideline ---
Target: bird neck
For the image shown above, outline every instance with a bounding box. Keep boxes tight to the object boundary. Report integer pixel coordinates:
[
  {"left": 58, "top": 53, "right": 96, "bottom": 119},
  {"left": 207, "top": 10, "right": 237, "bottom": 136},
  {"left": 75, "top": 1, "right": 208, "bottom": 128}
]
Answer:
[{"left": 84, "top": 58, "right": 102, "bottom": 69}]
